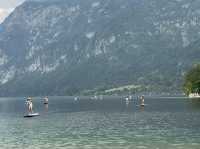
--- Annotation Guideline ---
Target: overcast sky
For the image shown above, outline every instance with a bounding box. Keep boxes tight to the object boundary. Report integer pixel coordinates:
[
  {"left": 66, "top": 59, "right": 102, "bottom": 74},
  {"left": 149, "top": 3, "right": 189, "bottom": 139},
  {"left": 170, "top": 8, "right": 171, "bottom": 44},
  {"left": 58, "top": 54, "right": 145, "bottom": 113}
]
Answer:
[{"left": 0, "top": 0, "right": 25, "bottom": 23}]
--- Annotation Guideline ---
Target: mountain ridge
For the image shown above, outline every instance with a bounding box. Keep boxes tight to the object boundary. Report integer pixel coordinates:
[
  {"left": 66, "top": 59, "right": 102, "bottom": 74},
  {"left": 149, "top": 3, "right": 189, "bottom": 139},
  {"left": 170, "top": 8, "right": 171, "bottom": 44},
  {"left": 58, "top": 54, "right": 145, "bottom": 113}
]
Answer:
[{"left": 0, "top": 0, "right": 200, "bottom": 96}]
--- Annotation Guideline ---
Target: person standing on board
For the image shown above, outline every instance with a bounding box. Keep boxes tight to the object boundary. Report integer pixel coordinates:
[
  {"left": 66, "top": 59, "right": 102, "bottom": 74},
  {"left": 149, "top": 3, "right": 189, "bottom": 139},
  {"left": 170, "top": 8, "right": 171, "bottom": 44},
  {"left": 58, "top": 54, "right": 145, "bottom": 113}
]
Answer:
[
  {"left": 44, "top": 96, "right": 48, "bottom": 104},
  {"left": 26, "top": 97, "right": 33, "bottom": 113},
  {"left": 140, "top": 95, "right": 145, "bottom": 106}
]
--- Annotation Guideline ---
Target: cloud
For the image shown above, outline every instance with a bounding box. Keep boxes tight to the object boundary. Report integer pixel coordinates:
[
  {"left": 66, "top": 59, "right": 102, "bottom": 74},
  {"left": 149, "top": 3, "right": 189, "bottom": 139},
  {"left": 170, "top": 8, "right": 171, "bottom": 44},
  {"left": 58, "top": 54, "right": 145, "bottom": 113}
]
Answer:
[
  {"left": 0, "top": 8, "right": 14, "bottom": 23},
  {"left": 0, "top": 0, "right": 25, "bottom": 23}
]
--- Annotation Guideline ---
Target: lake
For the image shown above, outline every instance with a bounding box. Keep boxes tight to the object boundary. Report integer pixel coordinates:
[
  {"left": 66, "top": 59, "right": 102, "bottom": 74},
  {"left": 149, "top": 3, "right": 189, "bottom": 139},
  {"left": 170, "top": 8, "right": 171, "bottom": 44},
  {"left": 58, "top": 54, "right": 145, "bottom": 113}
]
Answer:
[{"left": 0, "top": 96, "right": 200, "bottom": 149}]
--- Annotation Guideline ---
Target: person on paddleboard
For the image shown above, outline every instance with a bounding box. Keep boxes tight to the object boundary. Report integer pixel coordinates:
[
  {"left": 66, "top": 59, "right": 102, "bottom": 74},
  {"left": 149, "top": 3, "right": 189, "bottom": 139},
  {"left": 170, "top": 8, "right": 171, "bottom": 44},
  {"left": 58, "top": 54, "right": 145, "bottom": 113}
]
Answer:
[
  {"left": 44, "top": 96, "right": 48, "bottom": 104},
  {"left": 140, "top": 95, "right": 145, "bottom": 106},
  {"left": 26, "top": 97, "right": 33, "bottom": 113}
]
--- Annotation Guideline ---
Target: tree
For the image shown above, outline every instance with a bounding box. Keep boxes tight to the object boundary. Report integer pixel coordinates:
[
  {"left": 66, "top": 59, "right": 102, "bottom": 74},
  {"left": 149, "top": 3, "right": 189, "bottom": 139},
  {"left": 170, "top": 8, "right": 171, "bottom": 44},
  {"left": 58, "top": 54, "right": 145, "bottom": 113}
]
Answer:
[{"left": 183, "top": 64, "right": 200, "bottom": 95}]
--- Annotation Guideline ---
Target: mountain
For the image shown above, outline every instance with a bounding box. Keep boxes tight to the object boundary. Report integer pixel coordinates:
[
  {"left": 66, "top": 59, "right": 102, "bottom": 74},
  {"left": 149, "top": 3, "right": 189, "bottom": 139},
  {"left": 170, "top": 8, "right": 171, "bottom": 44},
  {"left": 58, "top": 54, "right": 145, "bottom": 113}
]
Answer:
[{"left": 0, "top": 0, "right": 200, "bottom": 96}]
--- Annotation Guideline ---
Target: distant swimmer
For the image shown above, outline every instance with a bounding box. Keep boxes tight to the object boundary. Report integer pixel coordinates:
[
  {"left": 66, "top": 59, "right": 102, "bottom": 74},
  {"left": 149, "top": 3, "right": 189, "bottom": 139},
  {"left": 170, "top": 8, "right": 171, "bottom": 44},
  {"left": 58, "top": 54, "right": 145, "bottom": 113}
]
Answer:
[
  {"left": 26, "top": 97, "right": 33, "bottom": 113},
  {"left": 44, "top": 96, "right": 48, "bottom": 104},
  {"left": 140, "top": 95, "right": 145, "bottom": 106}
]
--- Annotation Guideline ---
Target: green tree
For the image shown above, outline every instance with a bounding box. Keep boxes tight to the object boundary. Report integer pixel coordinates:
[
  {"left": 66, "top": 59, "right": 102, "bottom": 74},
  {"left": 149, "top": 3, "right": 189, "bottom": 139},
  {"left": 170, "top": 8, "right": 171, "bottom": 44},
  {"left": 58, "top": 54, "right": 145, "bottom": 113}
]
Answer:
[{"left": 183, "top": 64, "right": 200, "bottom": 95}]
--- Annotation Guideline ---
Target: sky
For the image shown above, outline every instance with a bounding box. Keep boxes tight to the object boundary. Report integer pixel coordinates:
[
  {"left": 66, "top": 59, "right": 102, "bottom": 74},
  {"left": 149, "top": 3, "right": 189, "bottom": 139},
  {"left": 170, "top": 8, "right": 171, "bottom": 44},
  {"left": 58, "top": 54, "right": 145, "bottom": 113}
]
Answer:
[{"left": 0, "top": 0, "right": 25, "bottom": 23}]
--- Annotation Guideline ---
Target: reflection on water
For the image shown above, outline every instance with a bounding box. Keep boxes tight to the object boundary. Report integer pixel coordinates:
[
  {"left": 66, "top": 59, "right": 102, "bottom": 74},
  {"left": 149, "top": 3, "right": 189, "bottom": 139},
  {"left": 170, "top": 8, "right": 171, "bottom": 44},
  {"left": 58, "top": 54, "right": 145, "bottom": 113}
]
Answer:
[
  {"left": 189, "top": 98, "right": 200, "bottom": 109},
  {"left": 44, "top": 104, "right": 48, "bottom": 112},
  {"left": 0, "top": 96, "right": 200, "bottom": 149},
  {"left": 140, "top": 105, "right": 145, "bottom": 112}
]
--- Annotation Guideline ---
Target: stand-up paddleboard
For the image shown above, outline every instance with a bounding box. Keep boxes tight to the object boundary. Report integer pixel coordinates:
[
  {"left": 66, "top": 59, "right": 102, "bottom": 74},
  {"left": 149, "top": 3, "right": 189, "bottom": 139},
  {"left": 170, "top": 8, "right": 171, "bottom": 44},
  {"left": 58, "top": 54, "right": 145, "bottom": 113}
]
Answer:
[
  {"left": 24, "top": 113, "right": 40, "bottom": 118},
  {"left": 44, "top": 102, "right": 48, "bottom": 104},
  {"left": 136, "top": 104, "right": 148, "bottom": 107}
]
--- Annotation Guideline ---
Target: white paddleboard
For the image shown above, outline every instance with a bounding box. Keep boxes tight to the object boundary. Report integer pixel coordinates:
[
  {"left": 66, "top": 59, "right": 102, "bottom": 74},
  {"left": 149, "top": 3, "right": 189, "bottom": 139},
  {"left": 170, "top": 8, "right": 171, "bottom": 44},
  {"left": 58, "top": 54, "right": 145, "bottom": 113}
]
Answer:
[
  {"left": 24, "top": 113, "right": 40, "bottom": 118},
  {"left": 136, "top": 104, "right": 148, "bottom": 107}
]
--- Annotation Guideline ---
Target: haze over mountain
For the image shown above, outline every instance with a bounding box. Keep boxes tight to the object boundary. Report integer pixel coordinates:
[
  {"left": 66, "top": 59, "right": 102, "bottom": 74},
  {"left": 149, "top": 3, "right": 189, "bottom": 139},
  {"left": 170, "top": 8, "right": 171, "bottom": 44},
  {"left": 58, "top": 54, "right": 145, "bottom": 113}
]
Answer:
[{"left": 0, "top": 0, "right": 200, "bottom": 96}]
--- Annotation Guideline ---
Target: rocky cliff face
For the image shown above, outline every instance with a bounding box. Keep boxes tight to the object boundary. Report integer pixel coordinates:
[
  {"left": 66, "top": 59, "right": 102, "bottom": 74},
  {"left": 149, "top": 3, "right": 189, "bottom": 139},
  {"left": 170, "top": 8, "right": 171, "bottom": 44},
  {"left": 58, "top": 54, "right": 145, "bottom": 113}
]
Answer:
[{"left": 0, "top": 0, "right": 200, "bottom": 96}]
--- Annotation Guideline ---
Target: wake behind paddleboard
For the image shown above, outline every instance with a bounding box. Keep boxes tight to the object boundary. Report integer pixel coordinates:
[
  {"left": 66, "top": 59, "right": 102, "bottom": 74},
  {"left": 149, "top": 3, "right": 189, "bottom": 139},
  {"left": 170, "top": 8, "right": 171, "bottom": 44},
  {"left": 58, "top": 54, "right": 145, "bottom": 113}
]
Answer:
[{"left": 24, "top": 113, "right": 40, "bottom": 118}]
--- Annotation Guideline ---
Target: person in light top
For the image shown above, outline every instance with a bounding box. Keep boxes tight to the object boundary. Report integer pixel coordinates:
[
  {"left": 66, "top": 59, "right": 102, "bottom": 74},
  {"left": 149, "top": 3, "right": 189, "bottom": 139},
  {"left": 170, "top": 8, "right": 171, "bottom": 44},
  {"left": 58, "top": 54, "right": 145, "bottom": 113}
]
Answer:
[
  {"left": 26, "top": 97, "right": 33, "bottom": 113},
  {"left": 140, "top": 95, "right": 145, "bottom": 106},
  {"left": 44, "top": 96, "right": 48, "bottom": 104}
]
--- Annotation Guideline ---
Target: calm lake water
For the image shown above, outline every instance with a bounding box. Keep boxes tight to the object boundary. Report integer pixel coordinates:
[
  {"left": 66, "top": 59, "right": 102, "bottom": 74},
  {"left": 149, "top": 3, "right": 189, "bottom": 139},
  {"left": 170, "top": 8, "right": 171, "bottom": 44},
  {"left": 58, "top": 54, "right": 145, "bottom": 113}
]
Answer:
[{"left": 0, "top": 96, "right": 200, "bottom": 149}]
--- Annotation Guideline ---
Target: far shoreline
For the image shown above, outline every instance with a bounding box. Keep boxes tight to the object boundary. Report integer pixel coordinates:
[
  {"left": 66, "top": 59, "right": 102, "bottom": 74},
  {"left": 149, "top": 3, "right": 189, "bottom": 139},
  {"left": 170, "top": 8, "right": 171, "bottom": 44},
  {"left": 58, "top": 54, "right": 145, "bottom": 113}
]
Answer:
[{"left": 0, "top": 94, "right": 189, "bottom": 100}]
